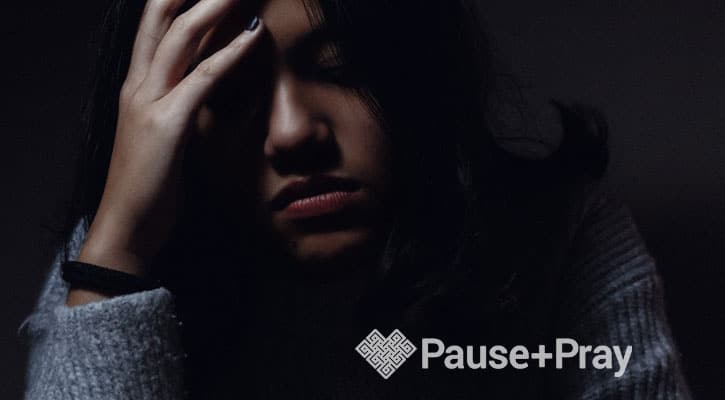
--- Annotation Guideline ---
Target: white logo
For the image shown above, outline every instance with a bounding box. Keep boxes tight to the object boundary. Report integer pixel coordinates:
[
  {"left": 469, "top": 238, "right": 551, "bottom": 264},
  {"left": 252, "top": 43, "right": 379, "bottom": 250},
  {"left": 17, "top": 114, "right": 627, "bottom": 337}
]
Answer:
[
  {"left": 356, "top": 333, "right": 633, "bottom": 379},
  {"left": 355, "top": 329, "right": 417, "bottom": 379}
]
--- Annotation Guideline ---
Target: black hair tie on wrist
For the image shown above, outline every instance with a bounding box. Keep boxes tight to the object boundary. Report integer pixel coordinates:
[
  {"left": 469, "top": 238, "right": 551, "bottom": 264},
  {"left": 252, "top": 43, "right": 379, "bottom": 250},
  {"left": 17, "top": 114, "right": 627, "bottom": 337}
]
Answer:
[{"left": 61, "top": 261, "right": 162, "bottom": 295}]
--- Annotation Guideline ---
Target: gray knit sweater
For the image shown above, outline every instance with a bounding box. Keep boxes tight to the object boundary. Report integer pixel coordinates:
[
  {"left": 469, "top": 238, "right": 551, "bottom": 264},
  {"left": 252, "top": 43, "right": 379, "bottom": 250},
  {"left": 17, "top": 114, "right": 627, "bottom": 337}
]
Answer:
[{"left": 21, "top": 184, "right": 692, "bottom": 399}]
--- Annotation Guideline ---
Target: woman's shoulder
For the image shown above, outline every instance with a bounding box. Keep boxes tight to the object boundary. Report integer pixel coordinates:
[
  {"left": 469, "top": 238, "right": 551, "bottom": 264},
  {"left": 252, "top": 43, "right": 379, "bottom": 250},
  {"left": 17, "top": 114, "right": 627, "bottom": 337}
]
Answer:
[
  {"left": 492, "top": 97, "right": 660, "bottom": 309},
  {"left": 546, "top": 185, "right": 693, "bottom": 399},
  {"left": 555, "top": 178, "right": 663, "bottom": 326}
]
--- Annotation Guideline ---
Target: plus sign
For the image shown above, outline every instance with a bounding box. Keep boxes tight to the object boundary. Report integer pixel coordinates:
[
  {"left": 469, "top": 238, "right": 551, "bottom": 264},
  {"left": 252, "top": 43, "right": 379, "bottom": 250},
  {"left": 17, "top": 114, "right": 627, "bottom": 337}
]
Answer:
[{"left": 531, "top": 345, "right": 553, "bottom": 368}]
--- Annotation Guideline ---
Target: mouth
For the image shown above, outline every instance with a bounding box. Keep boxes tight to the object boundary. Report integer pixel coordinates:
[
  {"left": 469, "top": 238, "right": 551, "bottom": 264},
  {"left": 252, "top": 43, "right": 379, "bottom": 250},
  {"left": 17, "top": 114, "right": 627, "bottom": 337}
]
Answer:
[{"left": 268, "top": 175, "right": 364, "bottom": 218}]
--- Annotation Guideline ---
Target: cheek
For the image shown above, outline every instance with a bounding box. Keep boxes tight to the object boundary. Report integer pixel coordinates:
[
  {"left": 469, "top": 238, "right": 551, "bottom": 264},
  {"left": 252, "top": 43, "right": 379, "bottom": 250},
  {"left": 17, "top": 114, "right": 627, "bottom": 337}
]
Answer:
[
  {"left": 329, "top": 98, "right": 392, "bottom": 185},
  {"left": 344, "top": 129, "right": 391, "bottom": 189}
]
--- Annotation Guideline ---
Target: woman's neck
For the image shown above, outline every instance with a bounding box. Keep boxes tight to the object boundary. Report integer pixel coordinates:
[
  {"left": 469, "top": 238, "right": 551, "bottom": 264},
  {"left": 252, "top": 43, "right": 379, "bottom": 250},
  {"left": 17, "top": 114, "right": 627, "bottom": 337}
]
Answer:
[{"left": 241, "top": 248, "right": 379, "bottom": 336}]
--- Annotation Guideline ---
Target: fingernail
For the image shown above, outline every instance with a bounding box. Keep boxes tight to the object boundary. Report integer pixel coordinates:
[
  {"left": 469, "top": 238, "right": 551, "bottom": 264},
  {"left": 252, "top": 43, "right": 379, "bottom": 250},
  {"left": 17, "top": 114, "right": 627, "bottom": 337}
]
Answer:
[{"left": 245, "top": 16, "right": 260, "bottom": 31}]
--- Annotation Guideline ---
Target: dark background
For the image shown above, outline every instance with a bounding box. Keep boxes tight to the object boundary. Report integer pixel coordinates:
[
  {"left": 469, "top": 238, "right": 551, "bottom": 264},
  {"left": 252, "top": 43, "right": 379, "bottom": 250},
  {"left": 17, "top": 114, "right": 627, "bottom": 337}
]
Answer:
[{"left": 1, "top": 1, "right": 723, "bottom": 398}]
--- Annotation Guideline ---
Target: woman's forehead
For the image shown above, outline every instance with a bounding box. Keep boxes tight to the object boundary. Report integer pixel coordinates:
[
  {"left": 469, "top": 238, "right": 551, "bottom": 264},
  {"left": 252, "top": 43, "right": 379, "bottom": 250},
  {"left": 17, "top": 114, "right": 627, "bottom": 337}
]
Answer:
[
  {"left": 261, "top": 0, "right": 316, "bottom": 49},
  {"left": 207, "top": 0, "right": 315, "bottom": 55}
]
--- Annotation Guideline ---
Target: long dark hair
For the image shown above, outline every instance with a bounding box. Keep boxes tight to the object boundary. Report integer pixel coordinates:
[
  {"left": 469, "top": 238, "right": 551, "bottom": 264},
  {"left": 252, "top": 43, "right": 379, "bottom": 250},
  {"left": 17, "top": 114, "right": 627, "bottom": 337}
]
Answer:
[
  {"left": 63, "top": 0, "right": 608, "bottom": 395},
  {"left": 302, "top": 0, "right": 608, "bottom": 329}
]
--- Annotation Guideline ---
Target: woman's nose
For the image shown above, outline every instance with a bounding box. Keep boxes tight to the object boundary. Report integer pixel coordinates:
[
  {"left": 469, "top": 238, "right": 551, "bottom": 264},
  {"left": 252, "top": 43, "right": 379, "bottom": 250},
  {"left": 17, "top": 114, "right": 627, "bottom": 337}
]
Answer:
[{"left": 263, "top": 75, "right": 331, "bottom": 161}]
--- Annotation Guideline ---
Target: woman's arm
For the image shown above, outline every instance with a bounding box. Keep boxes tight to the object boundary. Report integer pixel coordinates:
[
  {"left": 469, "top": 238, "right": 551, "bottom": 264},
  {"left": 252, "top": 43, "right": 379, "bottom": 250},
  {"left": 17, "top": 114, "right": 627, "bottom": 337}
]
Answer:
[
  {"left": 23, "top": 0, "right": 266, "bottom": 397},
  {"left": 21, "top": 223, "right": 185, "bottom": 400},
  {"left": 551, "top": 183, "right": 692, "bottom": 399},
  {"left": 70, "top": 0, "right": 264, "bottom": 306}
]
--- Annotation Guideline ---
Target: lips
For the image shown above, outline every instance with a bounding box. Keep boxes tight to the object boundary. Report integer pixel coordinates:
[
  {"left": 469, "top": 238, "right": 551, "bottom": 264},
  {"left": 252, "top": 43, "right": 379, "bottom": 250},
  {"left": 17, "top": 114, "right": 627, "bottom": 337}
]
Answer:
[{"left": 268, "top": 175, "right": 363, "bottom": 217}]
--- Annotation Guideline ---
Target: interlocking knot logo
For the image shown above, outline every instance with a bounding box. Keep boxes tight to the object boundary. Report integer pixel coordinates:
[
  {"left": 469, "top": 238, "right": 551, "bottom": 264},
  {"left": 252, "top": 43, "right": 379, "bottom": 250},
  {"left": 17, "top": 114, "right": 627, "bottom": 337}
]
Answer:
[{"left": 355, "top": 329, "right": 417, "bottom": 379}]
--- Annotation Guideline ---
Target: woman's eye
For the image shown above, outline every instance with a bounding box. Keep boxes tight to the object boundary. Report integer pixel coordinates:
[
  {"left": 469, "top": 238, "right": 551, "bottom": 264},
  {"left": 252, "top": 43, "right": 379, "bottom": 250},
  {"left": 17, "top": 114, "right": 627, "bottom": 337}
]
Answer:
[
  {"left": 306, "top": 59, "right": 353, "bottom": 85},
  {"left": 300, "top": 42, "right": 354, "bottom": 85},
  {"left": 318, "top": 60, "right": 345, "bottom": 75}
]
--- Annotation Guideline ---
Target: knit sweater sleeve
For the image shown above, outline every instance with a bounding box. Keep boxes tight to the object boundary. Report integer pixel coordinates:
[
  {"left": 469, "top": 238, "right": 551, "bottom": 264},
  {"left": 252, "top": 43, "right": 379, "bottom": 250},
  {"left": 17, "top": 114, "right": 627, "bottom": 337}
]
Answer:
[
  {"left": 551, "top": 183, "right": 692, "bottom": 399},
  {"left": 21, "top": 223, "right": 186, "bottom": 400}
]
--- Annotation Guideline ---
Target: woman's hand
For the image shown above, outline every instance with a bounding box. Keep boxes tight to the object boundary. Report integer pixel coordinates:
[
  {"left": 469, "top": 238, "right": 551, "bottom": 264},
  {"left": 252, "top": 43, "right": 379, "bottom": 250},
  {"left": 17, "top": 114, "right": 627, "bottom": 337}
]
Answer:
[{"left": 72, "top": 0, "right": 263, "bottom": 299}]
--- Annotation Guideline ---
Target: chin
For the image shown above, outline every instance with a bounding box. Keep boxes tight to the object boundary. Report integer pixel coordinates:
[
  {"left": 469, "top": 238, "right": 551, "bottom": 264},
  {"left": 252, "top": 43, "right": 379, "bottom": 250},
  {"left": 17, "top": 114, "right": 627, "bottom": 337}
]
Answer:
[{"left": 288, "top": 228, "right": 377, "bottom": 268}]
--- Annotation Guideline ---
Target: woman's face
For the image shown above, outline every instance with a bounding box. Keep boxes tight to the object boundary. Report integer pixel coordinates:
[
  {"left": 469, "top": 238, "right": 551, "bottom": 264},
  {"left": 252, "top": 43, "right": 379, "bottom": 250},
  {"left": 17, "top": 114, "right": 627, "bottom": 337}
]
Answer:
[{"left": 199, "top": 0, "right": 392, "bottom": 266}]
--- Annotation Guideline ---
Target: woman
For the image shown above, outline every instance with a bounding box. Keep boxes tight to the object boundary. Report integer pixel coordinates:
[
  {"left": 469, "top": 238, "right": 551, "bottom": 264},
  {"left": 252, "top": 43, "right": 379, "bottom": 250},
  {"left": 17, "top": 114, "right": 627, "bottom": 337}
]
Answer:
[{"left": 23, "top": 0, "right": 691, "bottom": 398}]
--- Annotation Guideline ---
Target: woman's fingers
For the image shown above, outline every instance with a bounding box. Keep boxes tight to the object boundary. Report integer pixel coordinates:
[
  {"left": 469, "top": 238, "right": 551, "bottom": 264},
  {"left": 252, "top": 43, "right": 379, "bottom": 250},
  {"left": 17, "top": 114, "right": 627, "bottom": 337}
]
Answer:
[
  {"left": 125, "top": 0, "right": 185, "bottom": 93},
  {"left": 163, "top": 20, "right": 263, "bottom": 122},
  {"left": 140, "top": 0, "right": 241, "bottom": 101}
]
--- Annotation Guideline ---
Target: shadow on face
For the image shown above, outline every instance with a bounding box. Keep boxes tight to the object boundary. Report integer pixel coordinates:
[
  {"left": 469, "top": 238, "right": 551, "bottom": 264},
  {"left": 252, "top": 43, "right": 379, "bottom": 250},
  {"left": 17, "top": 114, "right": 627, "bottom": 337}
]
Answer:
[{"left": 193, "top": 0, "right": 393, "bottom": 269}]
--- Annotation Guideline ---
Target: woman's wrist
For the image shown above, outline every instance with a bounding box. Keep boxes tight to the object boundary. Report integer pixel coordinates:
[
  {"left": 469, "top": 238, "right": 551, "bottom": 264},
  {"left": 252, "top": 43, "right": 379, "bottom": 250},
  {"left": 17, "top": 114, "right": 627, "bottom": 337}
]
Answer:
[
  {"left": 77, "top": 240, "right": 147, "bottom": 278},
  {"left": 67, "top": 240, "right": 153, "bottom": 307},
  {"left": 78, "top": 211, "right": 154, "bottom": 278}
]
